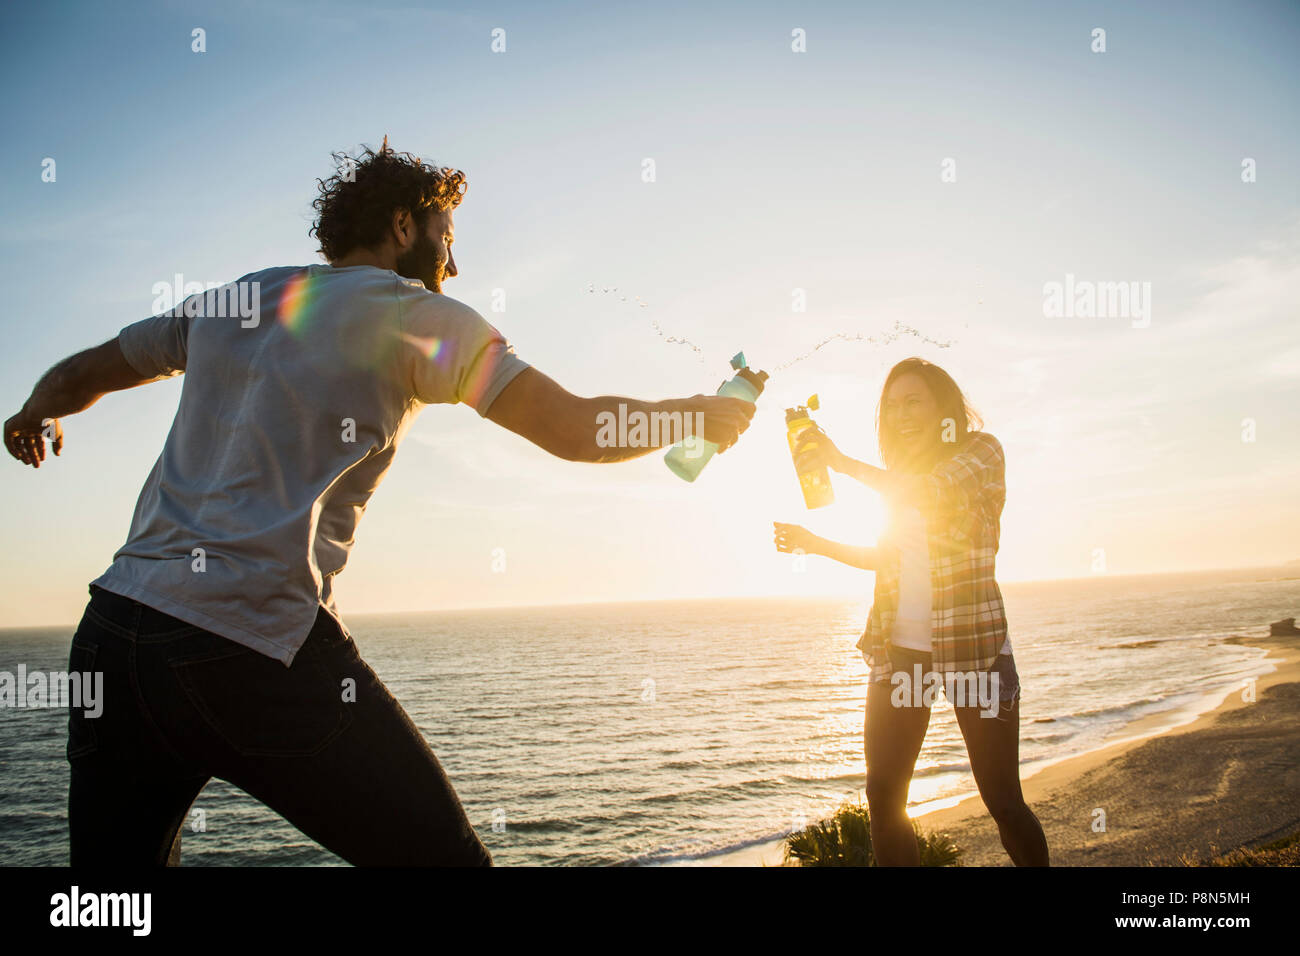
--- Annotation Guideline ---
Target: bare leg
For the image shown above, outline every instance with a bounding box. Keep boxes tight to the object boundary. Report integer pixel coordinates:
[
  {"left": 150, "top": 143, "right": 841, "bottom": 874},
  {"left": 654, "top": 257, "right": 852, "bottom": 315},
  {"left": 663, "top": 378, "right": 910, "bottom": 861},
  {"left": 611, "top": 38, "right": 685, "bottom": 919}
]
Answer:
[
  {"left": 865, "top": 677, "right": 932, "bottom": 866},
  {"left": 953, "top": 696, "right": 1049, "bottom": 866}
]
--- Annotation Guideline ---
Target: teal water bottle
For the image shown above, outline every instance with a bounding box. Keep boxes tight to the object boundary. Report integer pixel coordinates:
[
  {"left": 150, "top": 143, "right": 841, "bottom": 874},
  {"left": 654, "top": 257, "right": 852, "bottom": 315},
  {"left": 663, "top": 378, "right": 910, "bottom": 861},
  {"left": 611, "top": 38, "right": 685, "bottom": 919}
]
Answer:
[{"left": 664, "top": 351, "right": 768, "bottom": 482}]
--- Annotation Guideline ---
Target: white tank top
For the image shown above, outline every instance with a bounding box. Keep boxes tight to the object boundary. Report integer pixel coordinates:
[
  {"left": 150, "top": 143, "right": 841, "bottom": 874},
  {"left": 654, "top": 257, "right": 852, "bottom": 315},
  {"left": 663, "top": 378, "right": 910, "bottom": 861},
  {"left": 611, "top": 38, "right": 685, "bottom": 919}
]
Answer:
[
  {"left": 891, "top": 506, "right": 933, "bottom": 651},
  {"left": 886, "top": 504, "right": 1011, "bottom": 656}
]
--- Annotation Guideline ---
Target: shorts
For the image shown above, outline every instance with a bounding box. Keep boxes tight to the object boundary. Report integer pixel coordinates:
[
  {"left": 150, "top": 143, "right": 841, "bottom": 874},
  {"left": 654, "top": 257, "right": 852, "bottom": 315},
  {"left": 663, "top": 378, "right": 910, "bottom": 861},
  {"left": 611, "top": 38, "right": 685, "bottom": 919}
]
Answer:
[{"left": 869, "top": 643, "right": 1021, "bottom": 716}]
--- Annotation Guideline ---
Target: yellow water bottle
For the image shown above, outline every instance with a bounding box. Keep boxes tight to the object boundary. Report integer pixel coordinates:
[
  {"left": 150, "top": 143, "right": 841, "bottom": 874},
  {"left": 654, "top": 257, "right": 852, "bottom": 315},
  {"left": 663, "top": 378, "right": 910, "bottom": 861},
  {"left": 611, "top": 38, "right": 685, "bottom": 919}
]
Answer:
[{"left": 785, "top": 394, "right": 835, "bottom": 509}]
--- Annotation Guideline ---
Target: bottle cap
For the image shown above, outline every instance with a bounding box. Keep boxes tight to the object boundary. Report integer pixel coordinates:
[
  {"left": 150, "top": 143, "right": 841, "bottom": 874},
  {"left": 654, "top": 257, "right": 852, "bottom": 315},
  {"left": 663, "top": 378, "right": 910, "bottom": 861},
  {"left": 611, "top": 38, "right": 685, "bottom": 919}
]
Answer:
[{"left": 734, "top": 367, "right": 767, "bottom": 397}]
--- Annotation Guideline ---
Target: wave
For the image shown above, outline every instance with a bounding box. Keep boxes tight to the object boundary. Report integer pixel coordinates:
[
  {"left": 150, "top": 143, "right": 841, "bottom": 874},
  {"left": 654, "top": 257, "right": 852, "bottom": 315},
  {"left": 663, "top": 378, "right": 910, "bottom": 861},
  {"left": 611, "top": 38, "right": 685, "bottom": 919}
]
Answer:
[
  {"left": 1049, "top": 694, "right": 1170, "bottom": 723},
  {"left": 624, "top": 830, "right": 792, "bottom": 866}
]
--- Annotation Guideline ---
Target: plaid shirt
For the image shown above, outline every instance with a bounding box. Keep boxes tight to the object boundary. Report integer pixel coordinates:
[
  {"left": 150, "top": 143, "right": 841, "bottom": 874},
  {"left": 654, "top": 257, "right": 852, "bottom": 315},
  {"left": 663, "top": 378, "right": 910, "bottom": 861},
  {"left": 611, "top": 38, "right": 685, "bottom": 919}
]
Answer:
[{"left": 857, "top": 431, "right": 1009, "bottom": 678}]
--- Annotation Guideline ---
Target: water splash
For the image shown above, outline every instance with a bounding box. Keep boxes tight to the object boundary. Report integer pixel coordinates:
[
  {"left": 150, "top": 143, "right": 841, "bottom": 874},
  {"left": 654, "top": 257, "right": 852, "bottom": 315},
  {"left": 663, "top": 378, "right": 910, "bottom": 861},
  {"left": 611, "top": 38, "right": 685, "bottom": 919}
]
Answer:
[
  {"left": 587, "top": 283, "right": 704, "bottom": 362},
  {"left": 772, "top": 321, "right": 954, "bottom": 371},
  {"left": 586, "top": 282, "right": 647, "bottom": 308},
  {"left": 586, "top": 283, "right": 955, "bottom": 371},
  {"left": 649, "top": 320, "right": 705, "bottom": 358}
]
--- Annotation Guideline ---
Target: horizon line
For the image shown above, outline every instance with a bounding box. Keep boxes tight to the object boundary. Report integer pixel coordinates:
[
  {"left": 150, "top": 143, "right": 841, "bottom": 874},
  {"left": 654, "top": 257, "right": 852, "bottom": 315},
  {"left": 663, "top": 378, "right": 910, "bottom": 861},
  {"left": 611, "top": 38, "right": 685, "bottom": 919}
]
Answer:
[{"left": 2, "top": 560, "right": 1296, "bottom": 633}]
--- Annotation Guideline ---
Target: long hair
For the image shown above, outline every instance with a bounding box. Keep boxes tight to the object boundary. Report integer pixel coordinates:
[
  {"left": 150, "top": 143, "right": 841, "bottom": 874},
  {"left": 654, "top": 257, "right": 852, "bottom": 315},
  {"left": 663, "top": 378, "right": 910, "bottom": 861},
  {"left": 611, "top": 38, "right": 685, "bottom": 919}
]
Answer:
[{"left": 875, "top": 357, "right": 983, "bottom": 471}]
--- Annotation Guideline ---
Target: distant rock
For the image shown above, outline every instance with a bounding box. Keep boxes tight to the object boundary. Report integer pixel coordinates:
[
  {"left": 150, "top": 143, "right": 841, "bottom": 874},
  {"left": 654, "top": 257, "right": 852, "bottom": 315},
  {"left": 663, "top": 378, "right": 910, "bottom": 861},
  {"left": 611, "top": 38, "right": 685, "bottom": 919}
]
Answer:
[{"left": 1269, "top": 618, "right": 1300, "bottom": 636}]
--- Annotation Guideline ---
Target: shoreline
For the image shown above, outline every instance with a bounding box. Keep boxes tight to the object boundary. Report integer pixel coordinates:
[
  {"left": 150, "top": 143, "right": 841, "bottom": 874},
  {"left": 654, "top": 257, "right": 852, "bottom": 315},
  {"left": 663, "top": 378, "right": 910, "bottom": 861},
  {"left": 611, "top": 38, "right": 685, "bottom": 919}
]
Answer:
[{"left": 697, "top": 628, "right": 1300, "bottom": 866}]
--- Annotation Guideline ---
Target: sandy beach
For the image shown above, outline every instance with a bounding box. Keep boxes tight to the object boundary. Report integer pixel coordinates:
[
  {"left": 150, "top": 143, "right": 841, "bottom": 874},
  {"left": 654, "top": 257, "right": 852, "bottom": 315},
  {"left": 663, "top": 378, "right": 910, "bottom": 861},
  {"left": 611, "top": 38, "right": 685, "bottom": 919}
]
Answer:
[{"left": 702, "top": 628, "right": 1300, "bottom": 867}]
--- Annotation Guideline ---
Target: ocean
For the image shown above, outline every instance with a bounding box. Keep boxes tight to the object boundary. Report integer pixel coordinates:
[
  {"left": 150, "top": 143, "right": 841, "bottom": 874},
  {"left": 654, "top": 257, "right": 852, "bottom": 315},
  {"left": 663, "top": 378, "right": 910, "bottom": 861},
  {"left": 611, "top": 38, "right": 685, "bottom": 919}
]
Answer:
[{"left": 1, "top": 565, "right": 1295, "bottom": 866}]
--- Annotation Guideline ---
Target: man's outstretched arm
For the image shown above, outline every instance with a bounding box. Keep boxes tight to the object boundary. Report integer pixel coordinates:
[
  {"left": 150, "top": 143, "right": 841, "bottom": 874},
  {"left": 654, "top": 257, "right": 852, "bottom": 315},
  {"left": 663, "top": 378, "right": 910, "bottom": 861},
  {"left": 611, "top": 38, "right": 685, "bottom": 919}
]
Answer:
[
  {"left": 4, "top": 337, "right": 162, "bottom": 468},
  {"left": 484, "top": 367, "right": 755, "bottom": 463}
]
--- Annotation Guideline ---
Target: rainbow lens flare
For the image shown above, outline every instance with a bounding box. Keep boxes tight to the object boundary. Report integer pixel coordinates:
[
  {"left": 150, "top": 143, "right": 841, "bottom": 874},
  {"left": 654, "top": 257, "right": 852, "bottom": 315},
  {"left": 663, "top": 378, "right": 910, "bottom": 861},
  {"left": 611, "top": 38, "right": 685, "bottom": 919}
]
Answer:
[{"left": 279, "top": 269, "right": 314, "bottom": 334}]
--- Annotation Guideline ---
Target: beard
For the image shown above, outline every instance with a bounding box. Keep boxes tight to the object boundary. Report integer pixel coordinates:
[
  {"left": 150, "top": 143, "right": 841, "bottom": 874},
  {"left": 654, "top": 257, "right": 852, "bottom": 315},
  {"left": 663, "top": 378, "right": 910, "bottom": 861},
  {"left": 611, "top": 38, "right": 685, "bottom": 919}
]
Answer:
[{"left": 394, "top": 230, "right": 448, "bottom": 293}]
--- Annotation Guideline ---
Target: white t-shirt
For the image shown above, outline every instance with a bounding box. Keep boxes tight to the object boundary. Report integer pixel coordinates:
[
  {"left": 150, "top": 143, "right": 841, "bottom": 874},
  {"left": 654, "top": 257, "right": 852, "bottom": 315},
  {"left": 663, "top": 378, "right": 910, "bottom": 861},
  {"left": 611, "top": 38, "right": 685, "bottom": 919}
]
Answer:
[
  {"left": 884, "top": 504, "right": 1011, "bottom": 657},
  {"left": 92, "top": 263, "right": 530, "bottom": 666}
]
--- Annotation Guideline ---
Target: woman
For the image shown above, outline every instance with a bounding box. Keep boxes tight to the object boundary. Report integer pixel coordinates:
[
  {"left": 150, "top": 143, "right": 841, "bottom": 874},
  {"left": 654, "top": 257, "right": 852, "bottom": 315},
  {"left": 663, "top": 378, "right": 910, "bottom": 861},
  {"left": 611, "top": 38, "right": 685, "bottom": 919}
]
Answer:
[{"left": 773, "top": 357, "right": 1048, "bottom": 866}]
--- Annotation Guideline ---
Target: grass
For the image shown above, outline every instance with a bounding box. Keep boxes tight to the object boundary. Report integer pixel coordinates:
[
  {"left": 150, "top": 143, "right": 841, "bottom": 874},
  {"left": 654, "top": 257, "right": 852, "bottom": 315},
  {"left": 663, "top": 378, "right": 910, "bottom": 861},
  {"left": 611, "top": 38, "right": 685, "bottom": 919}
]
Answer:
[
  {"left": 1180, "top": 829, "right": 1300, "bottom": 867},
  {"left": 784, "top": 802, "right": 1300, "bottom": 867},
  {"left": 782, "top": 799, "right": 963, "bottom": 866}
]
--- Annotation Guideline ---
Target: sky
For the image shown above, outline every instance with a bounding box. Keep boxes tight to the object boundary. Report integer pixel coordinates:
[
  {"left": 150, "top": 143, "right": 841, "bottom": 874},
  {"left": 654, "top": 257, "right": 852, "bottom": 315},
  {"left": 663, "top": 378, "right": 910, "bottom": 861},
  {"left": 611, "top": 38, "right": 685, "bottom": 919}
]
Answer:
[{"left": 1, "top": 0, "right": 1298, "bottom": 627}]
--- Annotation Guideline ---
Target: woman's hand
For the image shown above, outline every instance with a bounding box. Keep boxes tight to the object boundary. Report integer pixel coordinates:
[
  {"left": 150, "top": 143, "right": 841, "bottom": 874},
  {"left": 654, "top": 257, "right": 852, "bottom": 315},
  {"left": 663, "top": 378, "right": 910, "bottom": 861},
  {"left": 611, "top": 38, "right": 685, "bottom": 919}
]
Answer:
[
  {"left": 778, "top": 524, "right": 880, "bottom": 570},
  {"left": 793, "top": 424, "right": 845, "bottom": 473},
  {"left": 773, "top": 522, "right": 820, "bottom": 556}
]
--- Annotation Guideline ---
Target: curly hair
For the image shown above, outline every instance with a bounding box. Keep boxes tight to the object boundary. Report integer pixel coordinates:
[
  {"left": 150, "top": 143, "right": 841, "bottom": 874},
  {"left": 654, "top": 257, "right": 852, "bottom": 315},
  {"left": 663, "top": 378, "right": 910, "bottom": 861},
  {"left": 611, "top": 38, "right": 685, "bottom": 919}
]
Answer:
[{"left": 310, "top": 137, "right": 467, "bottom": 261}]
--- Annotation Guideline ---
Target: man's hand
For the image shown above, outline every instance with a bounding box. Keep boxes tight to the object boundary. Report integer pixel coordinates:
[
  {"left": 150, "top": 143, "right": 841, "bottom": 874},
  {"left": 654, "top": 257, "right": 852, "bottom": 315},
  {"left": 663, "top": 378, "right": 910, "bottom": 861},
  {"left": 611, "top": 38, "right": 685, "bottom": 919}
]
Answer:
[
  {"left": 689, "top": 394, "right": 756, "bottom": 453},
  {"left": 5, "top": 337, "right": 155, "bottom": 469},
  {"left": 4, "top": 407, "right": 62, "bottom": 468}
]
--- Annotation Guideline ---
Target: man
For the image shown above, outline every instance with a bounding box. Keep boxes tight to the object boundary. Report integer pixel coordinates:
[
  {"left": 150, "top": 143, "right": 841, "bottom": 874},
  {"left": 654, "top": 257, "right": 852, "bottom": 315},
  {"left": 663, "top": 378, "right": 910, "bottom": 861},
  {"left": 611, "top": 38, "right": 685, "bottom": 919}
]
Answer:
[{"left": 3, "top": 140, "right": 754, "bottom": 866}]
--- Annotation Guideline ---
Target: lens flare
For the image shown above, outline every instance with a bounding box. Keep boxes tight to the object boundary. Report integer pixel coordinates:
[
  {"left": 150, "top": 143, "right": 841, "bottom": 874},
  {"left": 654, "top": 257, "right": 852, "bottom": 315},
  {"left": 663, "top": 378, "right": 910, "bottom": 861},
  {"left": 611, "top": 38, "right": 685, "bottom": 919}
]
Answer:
[
  {"left": 399, "top": 333, "right": 443, "bottom": 361},
  {"left": 279, "top": 269, "right": 313, "bottom": 334}
]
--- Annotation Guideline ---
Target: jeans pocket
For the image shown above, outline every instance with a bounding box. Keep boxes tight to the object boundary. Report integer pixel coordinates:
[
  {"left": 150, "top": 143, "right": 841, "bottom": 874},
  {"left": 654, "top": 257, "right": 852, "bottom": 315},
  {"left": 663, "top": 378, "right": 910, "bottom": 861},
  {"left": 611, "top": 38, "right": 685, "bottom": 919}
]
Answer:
[
  {"left": 992, "top": 654, "right": 1020, "bottom": 704},
  {"left": 170, "top": 640, "right": 353, "bottom": 758},
  {"left": 66, "top": 636, "right": 99, "bottom": 760}
]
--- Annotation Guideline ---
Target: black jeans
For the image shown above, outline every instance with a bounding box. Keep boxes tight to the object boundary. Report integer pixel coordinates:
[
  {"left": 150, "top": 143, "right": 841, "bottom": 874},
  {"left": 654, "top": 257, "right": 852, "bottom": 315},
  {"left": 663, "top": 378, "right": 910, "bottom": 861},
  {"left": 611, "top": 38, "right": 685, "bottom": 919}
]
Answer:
[{"left": 67, "top": 585, "right": 492, "bottom": 866}]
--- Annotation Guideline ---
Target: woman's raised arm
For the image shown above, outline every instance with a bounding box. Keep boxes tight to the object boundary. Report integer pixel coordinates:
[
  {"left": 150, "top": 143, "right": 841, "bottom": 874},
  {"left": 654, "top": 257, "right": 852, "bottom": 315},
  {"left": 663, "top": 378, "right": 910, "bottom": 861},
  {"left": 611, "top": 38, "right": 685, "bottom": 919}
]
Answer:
[{"left": 803, "top": 429, "right": 1004, "bottom": 519}]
